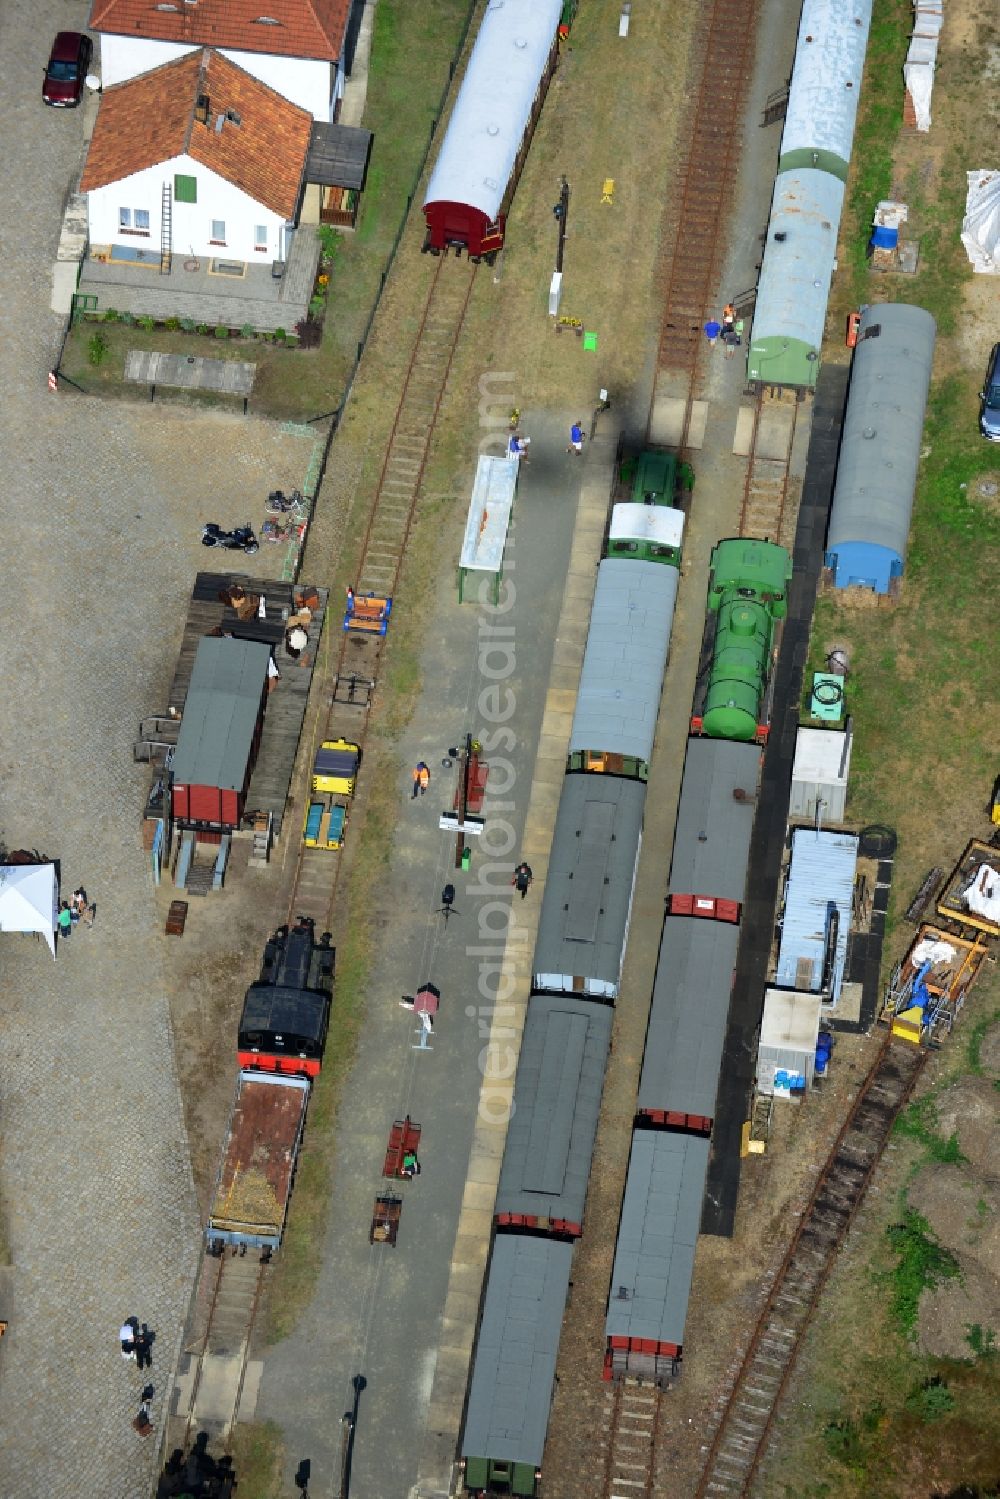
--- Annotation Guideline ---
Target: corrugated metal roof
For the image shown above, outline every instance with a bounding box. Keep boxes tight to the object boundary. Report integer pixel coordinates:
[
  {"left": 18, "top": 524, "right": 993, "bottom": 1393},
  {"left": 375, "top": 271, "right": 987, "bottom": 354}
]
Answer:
[
  {"left": 776, "top": 828, "right": 858, "bottom": 1001},
  {"left": 171, "top": 637, "right": 271, "bottom": 790},
  {"left": 608, "top": 504, "right": 685, "bottom": 548},
  {"left": 669, "top": 740, "right": 760, "bottom": 902},
  {"left": 826, "top": 302, "right": 936, "bottom": 567},
  {"left": 638, "top": 918, "right": 739, "bottom": 1119},
  {"left": 462, "top": 1235, "right": 573, "bottom": 1468},
  {"left": 568, "top": 559, "right": 678, "bottom": 765},
  {"left": 780, "top": 0, "right": 874, "bottom": 170},
  {"left": 424, "top": 0, "right": 563, "bottom": 223},
  {"left": 749, "top": 169, "right": 845, "bottom": 361},
  {"left": 496, "top": 995, "right": 613, "bottom": 1225},
  {"left": 532, "top": 776, "right": 645, "bottom": 999},
  {"left": 605, "top": 1132, "right": 710, "bottom": 1347}
]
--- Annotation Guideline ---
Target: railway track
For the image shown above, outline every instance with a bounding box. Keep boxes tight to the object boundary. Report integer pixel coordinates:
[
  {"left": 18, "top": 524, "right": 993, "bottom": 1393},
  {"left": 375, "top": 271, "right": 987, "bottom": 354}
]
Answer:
[
  {"left": 601, "top": 1378, "right": 662, "bottom": 1499},
  {"left": 656, "top": 0, "right": 760, "bottom": 376},
  {"left": 694, "top": 1036, "right": 926, "bottom": 1498},
  {"left": 737, "top": 396, "right": 800, "bottom": 546},
  {"left": 178, "top": 1252, "right": 267, "bottom": 1448},
  {"left": 288, "top": 254, "right": 477, "bottom": 927}
]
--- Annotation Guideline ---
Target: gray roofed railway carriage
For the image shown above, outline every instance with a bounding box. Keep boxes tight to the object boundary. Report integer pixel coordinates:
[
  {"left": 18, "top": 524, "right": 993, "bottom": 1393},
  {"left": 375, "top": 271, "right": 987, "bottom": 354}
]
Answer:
[
  {"left": 532, "top": 775, "right": 646, "bottom": 1001},
  {"left": 668, "top": 738, "right": 760, "bottom": 905},
  {"left": 461, "top": 1235, "right": 573, "bottom": 1499},
  {"left": 494, "top": 995, "right": 613, "bottom": 1236},
  {"left": 567, "top": 556, "right": 680, "bottom": 780},
  {"left": 637, "top": 918, "right": 739, "bottom": 1130},
  {"left": 604, "top": 1132, "right": 711, "bottom": 1382},
  {"left": 422, "top": 0, "right": 564, "bottom": 261}
]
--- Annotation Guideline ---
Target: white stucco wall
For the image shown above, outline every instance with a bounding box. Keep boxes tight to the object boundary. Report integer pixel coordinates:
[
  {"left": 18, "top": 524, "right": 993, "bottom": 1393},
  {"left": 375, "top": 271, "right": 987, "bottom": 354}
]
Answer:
[
  {"left": 98, "top": 34, "right": 340, "bottom": 120},
  {"left": 87, "top": 154, "right": 290, "bottom": 261}
]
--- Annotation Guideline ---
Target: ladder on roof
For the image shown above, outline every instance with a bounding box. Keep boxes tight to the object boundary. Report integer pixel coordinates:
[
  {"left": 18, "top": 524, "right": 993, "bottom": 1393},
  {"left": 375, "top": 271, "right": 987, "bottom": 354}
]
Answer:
[{"left": 160, "top": 181, "right": 172, "bottom": 275}]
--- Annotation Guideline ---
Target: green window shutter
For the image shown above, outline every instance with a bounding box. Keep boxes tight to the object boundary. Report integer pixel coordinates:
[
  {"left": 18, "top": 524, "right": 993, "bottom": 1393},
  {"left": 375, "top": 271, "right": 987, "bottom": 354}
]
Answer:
[{"left": 174, "top": 174, "right": 197, "bottom": 204}]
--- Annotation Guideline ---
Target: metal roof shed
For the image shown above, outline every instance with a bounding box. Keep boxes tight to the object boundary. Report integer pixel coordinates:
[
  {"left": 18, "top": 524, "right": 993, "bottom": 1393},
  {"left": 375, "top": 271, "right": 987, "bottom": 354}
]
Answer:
[
  {"left": 826, "top": 302, "right": 936, "bottom": 592},
  {"left": 757, "top": 988, "right": 823, "bottom": 1096},
  {"left": 669, "top": 739, "right": 760, "bottom": 904},
  {"left": 462, "top": 1235, "right": 573, "bottom": 1473},
  {"left": 495, "top": 995, "right": 613, "bottom": 1232},
  {"left": 533, "top": 776, "right": 645, "bottom": 1000},
  {"left": 637, "top": 918, "right": 739, "bottom": 1124},
  {"left": 171, "top": 637, "right": 271, "bottom": 827},
  {"left": 789, "top": 726, "right": 852, "bottom": 824},
  {"left": 776, "top": 828, "right": 858, "bottom": 1003},
  {"left": 568, "top": 558, "right": 679, "bottom": 769},
  {"left": 605, "top": 1131, "right": 710, "bottom": 1365}
]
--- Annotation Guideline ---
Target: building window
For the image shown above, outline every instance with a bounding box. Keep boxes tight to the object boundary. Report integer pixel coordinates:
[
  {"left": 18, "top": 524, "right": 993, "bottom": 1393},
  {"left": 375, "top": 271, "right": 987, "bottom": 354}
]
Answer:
[
  {"left": 174, "top": 174, "right": 197, "bottom": 203},
  {"left": 210, "top": 219, "right": 226, "bottom": 244},
  {"left": 254, "top": 225, "right": 268, "bottom": 252},
  {"left": 119, "top": 206, "right": 151, "bottom": 236}
]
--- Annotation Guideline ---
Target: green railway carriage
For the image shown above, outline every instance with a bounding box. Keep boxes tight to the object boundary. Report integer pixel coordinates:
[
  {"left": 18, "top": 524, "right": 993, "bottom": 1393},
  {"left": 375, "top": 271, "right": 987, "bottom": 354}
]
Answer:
[{"left": 699, "top": 538, "right": 791, "bottom": 742}]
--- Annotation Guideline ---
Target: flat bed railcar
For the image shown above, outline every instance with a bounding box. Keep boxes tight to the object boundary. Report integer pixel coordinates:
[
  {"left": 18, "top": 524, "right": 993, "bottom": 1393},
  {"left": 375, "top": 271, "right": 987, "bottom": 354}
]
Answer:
[
  {"left": 207, "top": 1071, "right": 310, "bottom": 1252},
  {"left": 936, "top": 840, "right": 1000, "bottom": 938}
]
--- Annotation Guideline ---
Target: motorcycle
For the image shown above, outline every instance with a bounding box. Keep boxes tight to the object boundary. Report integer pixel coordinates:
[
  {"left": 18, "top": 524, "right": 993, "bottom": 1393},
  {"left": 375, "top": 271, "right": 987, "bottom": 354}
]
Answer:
[
  {"left": 265, "top": 488, "right": 307, "bottom": 517},
  {"left": 202, "top": 523, "right": 259, "bottom": 554}
]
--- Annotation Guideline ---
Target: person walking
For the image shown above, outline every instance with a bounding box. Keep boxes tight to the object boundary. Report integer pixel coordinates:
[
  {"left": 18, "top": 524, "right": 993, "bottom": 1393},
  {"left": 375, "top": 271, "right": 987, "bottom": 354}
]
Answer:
[
  {"left": 411, "top": 762, "right": 430, "bottom": 799},
  {"left": 120, "top": 1319, "right": 137, "bottom": 1362},
  {"left": 722, "top": 303, "right": 736, "bottom": 332},
  {"left": 135, "top": 1325, "right": 153, "bottom": 1372},
  {"left": 512, "top": 862, "right": 533, "bottom": 899},
  {"left": 567, "top": 421, "right": 585, "bottom": 455},
  {"left": 704, "top": 318, "right": 722, "bottom": 347},
  {"left": 57, "top": 902, "right": 73, "bottom": 941}
]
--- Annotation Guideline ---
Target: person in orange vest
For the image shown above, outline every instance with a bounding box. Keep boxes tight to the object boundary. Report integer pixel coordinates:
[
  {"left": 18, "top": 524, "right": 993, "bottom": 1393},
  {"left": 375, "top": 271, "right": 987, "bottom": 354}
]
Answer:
[{"left": 412, "top": 761, "right": 430, "bottom": 799}]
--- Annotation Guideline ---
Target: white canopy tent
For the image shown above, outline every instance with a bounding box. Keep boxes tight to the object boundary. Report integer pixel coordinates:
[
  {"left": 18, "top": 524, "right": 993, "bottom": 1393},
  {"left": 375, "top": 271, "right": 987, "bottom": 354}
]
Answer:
[
  {"left": 961, "top": 170, "right": 1000, "bottom": 273},
  {"left": 0, "top": 864, "right": 58, "bottom": 955}
]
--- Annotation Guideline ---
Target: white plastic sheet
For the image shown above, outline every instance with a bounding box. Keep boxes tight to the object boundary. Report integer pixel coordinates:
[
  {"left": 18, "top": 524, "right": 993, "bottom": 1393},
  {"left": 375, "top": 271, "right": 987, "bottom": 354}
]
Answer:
[{"left": 961, "top": 170, "right": 1000, "bottom": 273}]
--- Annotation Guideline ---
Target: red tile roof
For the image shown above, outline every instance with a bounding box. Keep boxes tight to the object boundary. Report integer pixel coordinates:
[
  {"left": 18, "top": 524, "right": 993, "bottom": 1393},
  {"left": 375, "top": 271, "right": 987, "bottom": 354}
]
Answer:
[
  {"left": 80, "top": 49, "right": 312, "bottom": 218},
  {"left": 89, "top": 0, "right": 350, "bottom": 62}
]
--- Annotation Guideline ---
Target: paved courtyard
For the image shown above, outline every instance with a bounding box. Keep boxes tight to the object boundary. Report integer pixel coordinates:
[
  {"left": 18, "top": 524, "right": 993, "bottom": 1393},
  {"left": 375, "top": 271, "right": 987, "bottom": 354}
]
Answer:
[{"left": 0, "top": 5, "right": 316, "bottom": 1493}]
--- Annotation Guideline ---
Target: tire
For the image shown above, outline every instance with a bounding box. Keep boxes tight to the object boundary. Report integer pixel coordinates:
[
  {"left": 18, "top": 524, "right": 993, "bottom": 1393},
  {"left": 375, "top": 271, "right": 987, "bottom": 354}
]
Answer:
[
  {"left": 243, "top": 541, "right": 260, "bottom": 555},
  {"left": 202, "top": 534, "right": 219, "bottom": 547}
]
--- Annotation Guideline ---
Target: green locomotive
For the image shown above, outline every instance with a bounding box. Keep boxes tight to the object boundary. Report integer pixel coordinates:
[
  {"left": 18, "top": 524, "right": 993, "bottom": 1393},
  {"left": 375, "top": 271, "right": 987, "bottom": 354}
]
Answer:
[{"left": 698, "top": 538, "right": 791, "bottom": 742}]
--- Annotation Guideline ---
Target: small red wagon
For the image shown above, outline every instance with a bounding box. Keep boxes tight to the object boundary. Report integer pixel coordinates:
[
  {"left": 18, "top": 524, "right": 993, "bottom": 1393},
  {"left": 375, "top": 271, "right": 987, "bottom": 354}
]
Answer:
[
  {"left": 383, "top": 1116, "right": 422, "bottom": 1179},
  {"left": 369, "top": 1194, "right": 402, "bottom": 1246}
]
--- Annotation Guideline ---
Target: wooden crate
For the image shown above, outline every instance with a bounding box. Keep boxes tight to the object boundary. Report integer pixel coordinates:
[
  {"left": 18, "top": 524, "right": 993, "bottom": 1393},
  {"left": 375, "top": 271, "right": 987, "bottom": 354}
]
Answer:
[{"left": 166, "top": 900, "right": 189, "bottom": 936}]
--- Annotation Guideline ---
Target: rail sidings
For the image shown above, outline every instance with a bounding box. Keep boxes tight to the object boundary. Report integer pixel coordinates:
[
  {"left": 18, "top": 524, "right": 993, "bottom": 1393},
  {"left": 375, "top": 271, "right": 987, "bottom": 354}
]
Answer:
[
  {"left": 287, "top": 255, "right": 477, "bottom": 926},
  {"left": 656, "top": 0, "right": 761, "bottom": 374},
  {"left": 601, "top": 1377, "right": 663, "bottom": 1499},
  {"left": 694, "top": 1036, "right": 926, "bottom": 1498},
  {"left": 737, "top": 398, "right": 800, "bottom": 547}
]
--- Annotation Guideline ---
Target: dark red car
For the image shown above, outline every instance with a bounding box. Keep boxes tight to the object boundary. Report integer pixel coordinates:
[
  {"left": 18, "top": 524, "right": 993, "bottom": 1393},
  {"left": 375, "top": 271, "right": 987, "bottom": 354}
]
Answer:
[{"left": 43, "top": 32, "right": 92, "bottom": 107}]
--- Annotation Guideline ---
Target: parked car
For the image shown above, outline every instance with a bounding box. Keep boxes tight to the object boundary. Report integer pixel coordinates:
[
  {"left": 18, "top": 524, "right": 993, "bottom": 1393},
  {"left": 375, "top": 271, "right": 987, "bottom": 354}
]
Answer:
[
  {"left": 980, "top": 343, "right": 1000, "bottom": 442},
  {"left": 42, "top": 32, "right": 92, "bottom": 107}
]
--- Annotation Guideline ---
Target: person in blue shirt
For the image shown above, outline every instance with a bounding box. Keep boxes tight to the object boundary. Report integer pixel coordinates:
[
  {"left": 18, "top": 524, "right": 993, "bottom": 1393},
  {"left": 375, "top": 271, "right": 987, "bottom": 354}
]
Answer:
[{"left": 567, "top": 420, "right": 585, "bottom": 454}]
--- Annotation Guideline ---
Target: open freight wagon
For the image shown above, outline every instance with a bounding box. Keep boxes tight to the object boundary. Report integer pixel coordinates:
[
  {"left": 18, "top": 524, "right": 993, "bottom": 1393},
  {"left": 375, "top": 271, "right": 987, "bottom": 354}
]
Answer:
[{"left": 207, "top": 1071, "right": 310, "bottom": 1254}]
